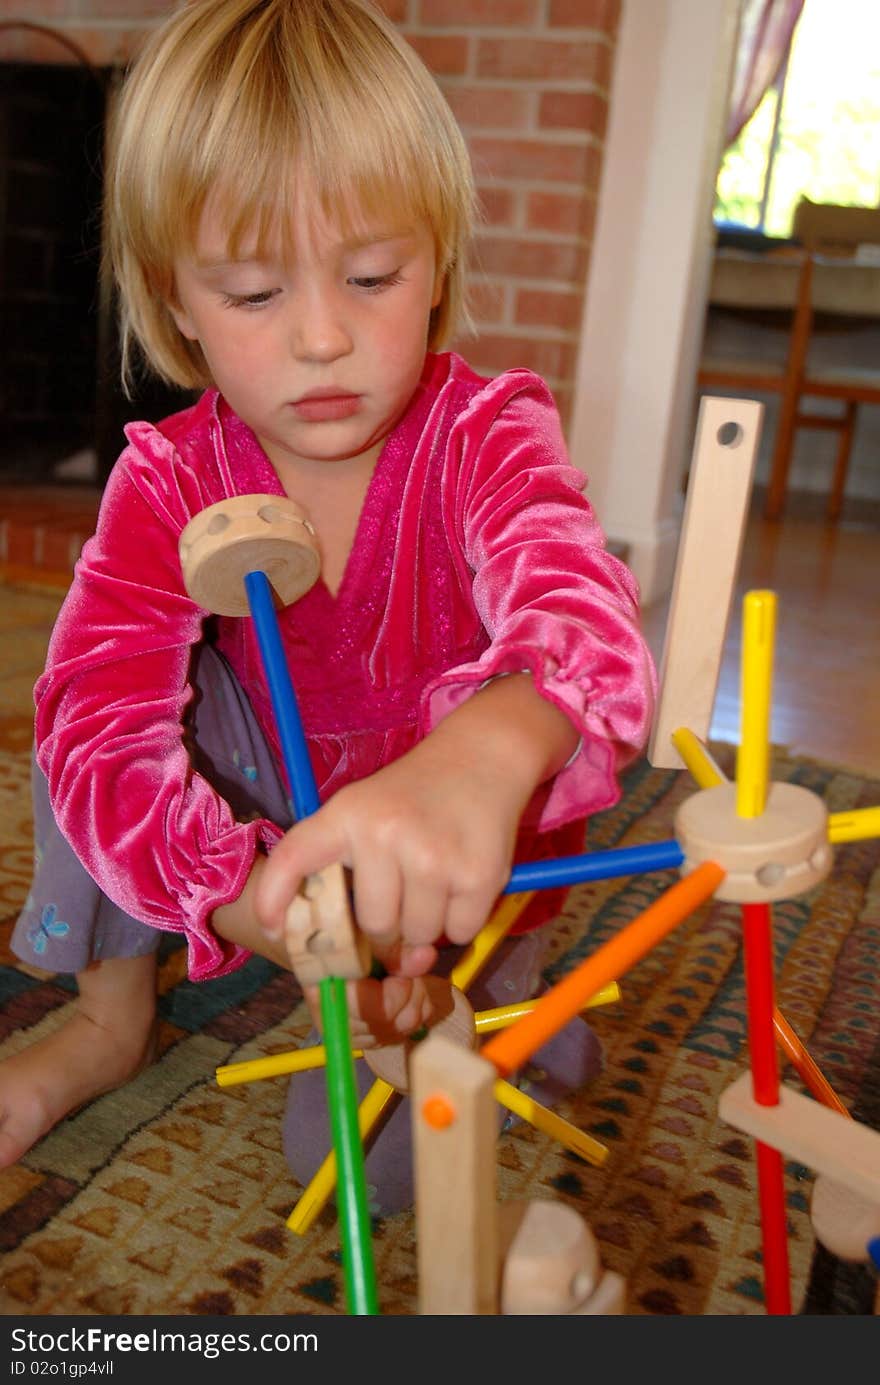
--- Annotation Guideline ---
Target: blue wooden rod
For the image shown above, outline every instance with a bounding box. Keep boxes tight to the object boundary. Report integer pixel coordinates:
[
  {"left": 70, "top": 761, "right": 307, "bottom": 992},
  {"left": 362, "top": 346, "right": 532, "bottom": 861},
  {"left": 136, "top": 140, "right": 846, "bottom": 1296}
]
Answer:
[
  {"left": 244, "top": 569, "right": 321, "bottom": 820},
  {"left": 506, "top": 839, "right": 684, "bottom": 892}
]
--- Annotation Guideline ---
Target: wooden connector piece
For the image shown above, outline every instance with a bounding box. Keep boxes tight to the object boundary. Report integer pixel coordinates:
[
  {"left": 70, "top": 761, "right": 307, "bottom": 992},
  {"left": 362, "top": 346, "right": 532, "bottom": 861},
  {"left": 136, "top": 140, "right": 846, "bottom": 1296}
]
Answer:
[
  {"left": 179, "top": 495, "right": 320, "bottom": 615},
  {"left": 810, "top": 1175, "right": 880, "bottom": 1263},
  {"left": 284, "top": 861, "right": 372, "bottom": 985},
  {"left": 412, "top": 1034, "right": 498, "bottom": 1315},
  {"left": 675, "top": 781, "right": 832, "bottom": 902},
  {"left": 719, "top": 1071, "right": 880, "bottom": 1205},
  {"left": 363, "top": 985, "right": 476, "bottom": 1092},
  {"left": 498, "top": 1200, "right": 597, "bottom": 1314}
]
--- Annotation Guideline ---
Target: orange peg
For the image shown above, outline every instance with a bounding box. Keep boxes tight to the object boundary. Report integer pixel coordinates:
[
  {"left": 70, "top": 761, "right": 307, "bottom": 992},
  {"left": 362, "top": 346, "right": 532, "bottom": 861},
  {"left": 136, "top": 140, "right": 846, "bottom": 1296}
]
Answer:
[
  {"left": 481, "top": 860, "right": 725, "bottom": 1078},
  {"left": 422, "top": 1093, "right": 456, "bottom": 1129},
  {"left": 773, "top": 1009, "right": 850, "bottom": 1118}
]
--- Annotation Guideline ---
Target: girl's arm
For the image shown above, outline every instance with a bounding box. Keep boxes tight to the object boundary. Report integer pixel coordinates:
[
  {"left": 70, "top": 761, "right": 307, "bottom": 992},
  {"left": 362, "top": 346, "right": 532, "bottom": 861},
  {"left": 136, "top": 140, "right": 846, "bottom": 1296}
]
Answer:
[
  {"left": 425, "top": 370, "right": 657, "bottom": 834},
  {"left": 33, "top": 425, "right": 284, "bottom": 983}
]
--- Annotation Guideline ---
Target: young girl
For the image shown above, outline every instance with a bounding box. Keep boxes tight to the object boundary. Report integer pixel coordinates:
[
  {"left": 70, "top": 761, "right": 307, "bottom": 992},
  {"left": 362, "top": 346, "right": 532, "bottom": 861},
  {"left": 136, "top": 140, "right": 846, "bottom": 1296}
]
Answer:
[{"left": 1, "top": 0, "right": 656, "bottom": 1208}]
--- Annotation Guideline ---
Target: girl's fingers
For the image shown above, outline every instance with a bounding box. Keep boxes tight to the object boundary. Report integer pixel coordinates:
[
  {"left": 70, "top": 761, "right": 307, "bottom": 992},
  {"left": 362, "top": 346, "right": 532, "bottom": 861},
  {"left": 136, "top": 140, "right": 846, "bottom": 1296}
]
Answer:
[
  {"left": 342, "top": 976, "right": 411, "bottom": 1048},
  {"left": 397, "top": 867, "right": 450, "bottom": 951},
  {"left": 255, "top": 815, "right": 347, "bottom": 938},
  {"left": 416, "top": 974, "right": 456, "bottom": 1026},
  {"left": 302, "top": 984, "right": 322, "bottom": 1030},
  {"left": 349, "top": 847, "right": 402, "bottom": 951},
  {"left": 441, "top": 883, "right": 502, "bottom": 947},
  {"left": 371, "top": 939, "right": 439, "bottom": 978},
  {"left": 332, "top": 975, "right": 456, "bottom": 1047}
]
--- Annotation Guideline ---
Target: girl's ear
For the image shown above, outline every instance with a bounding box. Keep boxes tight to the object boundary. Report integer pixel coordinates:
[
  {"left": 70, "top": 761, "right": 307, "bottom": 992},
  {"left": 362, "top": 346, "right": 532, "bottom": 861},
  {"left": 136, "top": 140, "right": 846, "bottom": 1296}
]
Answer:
[
  {"left": 431, "top": 264, "right": 445, "bottom": 310},
  {"left": 168, "top": 298, "right": 200, "bottom": 342}
]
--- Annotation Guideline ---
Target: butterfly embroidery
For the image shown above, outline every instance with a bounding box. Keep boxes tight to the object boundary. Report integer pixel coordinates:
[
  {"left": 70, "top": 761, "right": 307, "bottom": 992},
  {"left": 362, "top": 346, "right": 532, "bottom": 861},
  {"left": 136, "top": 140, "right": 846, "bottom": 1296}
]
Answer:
[
  {"left": 27, "top": 903, "right": 70, "bottom": 955},
  {"left": 232, "top": 749, "right": 258, "bottom": 782}
]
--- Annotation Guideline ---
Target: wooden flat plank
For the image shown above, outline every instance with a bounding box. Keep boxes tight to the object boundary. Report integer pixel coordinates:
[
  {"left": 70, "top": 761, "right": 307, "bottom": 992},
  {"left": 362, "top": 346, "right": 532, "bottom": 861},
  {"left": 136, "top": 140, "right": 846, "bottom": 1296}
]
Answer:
[
  {"left": 412, "top": 1034, "right": 498, "bottom": 1315},
  {"left": 719, "top": 1071, "right": 880, "bottom": 1204},
  {"left": 648, "top": 395, "right": 762, "bottom": 768}
]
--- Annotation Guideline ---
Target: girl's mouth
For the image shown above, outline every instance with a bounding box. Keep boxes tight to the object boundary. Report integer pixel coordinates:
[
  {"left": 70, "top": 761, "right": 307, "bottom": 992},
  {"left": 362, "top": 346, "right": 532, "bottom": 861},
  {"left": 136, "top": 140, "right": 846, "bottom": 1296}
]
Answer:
[{"left": 291, "top": 393, "right": 361, "bottom": 422}]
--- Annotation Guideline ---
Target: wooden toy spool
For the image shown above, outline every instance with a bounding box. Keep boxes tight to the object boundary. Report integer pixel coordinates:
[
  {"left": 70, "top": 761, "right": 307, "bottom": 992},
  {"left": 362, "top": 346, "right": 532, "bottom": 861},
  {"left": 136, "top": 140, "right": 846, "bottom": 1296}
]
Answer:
[{"left": 179, "top": 494, "right": 320, "bottom": 616}]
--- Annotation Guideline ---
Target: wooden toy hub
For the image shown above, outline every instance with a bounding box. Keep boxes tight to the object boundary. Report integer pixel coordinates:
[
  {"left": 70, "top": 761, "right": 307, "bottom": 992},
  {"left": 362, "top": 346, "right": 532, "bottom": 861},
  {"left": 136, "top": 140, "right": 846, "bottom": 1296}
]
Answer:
[
  {"left": 179, "top": 495, "right": 321, "bottom": 615},
  {"left": 674, "top": 781, "right": 832, "bottom": 902},
  {"left": 497, "top": 1199, "right": 601, "bottom": 1314},
  {"left": 364, "top": 986, "right": 476, "bottom": 1092}
]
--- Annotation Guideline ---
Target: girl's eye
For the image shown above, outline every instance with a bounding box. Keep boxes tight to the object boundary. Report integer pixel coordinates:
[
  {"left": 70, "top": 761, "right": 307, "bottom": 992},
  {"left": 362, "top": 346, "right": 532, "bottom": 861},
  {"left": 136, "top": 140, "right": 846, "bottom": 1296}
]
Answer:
[
  {"left": 348, "top": 270, "right": 403, "bottom": 293},
  {"left": 221, "top": 289, "right": 279, "bottom": 309}
]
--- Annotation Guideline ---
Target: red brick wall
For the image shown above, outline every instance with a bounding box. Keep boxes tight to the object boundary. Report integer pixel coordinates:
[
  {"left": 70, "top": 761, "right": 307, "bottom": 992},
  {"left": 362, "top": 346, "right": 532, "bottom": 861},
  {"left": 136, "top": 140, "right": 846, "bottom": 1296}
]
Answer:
[
  {"left": 0, "top": 2, "right": 170, "bottom": 67},
  {"left": 0, "top": 0, "right": 621, "bottom": 427}
]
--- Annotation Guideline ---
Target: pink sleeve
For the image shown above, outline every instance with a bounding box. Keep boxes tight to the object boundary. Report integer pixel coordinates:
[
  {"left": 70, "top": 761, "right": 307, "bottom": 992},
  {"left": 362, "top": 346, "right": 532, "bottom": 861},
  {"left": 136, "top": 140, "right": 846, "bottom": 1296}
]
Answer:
[
  {"left": 33, "top": 426, "right": 281, "bottom": 981},
  {"left": 422, "top": 373, "right": 657, "bottom": 828}
]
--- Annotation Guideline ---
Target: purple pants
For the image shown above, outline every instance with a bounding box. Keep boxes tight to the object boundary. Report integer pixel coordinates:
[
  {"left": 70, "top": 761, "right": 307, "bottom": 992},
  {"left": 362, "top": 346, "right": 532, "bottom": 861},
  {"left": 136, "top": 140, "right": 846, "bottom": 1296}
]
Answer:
[
  {"left": 12, "top": 644, "right": 294, "bottom": 972},
  {"left": 12, "top": 642, "right": 602, "bottom": 1213}
]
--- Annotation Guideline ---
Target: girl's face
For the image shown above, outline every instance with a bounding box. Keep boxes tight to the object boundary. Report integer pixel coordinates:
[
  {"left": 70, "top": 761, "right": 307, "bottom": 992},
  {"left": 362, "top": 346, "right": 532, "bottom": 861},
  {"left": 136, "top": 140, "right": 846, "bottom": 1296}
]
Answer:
[{"left": 170, "top": 194, "right": 443, "bottom": 480}]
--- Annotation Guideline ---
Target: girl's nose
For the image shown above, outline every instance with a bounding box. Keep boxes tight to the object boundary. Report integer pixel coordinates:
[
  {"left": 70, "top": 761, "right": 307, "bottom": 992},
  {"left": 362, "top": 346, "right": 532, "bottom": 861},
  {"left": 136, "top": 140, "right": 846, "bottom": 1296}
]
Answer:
[{"left": 289, "top": 293, "right": 353, "bottom": 363}]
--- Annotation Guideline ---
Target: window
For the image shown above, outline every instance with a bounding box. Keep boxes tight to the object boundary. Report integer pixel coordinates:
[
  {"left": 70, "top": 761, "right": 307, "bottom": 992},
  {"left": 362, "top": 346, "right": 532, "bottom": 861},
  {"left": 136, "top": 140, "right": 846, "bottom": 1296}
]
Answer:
[{"left": 714, "top": 0, "right": 880, "bottom": 239}]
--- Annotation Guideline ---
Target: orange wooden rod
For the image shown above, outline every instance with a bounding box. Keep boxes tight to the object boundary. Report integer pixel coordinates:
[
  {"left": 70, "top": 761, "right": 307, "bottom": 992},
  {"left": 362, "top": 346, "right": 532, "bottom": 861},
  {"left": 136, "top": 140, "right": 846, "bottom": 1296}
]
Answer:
[
  {"left": 481, "top": 860, "right": 725, "bottom": 1078},
  {"left": 773, "top": 1008, "right": 851, "bottom": 1118}
]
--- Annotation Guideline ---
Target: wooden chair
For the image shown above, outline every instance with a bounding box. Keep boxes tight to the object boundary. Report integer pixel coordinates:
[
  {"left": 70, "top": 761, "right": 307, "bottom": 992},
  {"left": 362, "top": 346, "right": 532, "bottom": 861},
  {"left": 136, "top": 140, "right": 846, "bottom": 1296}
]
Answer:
[
  {"left": 764, "top": 198, "right": 880, "bottom": 520},
  {"left": 697, "top": 246, "right": 803, "bottom": 397},
  {"left": 696, "top": 243, "right": 806, "bottom": 507},
  {"left": 697, "top": 198, "right": 880, "bottom": 521}
]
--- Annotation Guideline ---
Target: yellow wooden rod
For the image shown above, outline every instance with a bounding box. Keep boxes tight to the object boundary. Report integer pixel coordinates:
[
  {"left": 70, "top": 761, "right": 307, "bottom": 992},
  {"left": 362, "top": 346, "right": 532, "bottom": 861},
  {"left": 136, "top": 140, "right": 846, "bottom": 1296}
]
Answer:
[
  {"left": 671, "top": 728, "right": 727, "bottom": 789},
  {"left": 286, "top": 1078, "right": 396, "bottom": 1235},
  {"left": 216, "top": 1043, "right": 365, "bottom": 1088},
  {"left": 828, "top": 806, "right": 880, "bottom": 844},
  {"left": 219, "top": 981, "right": 622, "bottom": 1087},
  {"left": 736, "top": 590, "right": 776, "bottom": 819},
  {"left": 474, "top": 983, "right": 620, "bottom": 1033},
  {"left": 494, "top": 1079, "right": 608, "bottom": 1167},
  {"left": 450, "top": 892, "right": 534, "bottom": 992}
]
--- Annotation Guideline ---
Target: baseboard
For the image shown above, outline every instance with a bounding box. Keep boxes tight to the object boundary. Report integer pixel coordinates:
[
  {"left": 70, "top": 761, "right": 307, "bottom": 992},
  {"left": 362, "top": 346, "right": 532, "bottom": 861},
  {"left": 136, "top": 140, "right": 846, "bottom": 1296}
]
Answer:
[{"left": 751, "top": 484, "right": 880, "bottom": 527}]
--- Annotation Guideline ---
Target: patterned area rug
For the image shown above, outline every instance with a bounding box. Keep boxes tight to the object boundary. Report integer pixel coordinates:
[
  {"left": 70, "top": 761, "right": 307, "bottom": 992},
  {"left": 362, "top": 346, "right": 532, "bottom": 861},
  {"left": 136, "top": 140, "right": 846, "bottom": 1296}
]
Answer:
[{"left": 0, "top": 610, "right": 878, "bottom": 1315}]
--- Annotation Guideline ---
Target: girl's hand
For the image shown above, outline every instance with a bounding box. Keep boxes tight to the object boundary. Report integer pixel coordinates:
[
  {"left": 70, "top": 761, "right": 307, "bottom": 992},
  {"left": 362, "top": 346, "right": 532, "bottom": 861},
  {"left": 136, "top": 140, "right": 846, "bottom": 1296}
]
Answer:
[
  {"left": 254, "top": 673, "right": 578, "bottom": 975},
  {"left": 258, "top": 738, "right": 521, "bottom": 978},
  {"left": 303, "top": 972, "right": 455, "bottom": 1048}
]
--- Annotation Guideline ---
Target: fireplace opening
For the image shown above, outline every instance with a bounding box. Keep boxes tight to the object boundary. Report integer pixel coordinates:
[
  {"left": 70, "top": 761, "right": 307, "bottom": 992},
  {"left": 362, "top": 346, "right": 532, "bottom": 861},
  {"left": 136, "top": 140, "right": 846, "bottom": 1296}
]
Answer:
[{"left": 0, "top": 60, "right": 195, "bottom": 491}]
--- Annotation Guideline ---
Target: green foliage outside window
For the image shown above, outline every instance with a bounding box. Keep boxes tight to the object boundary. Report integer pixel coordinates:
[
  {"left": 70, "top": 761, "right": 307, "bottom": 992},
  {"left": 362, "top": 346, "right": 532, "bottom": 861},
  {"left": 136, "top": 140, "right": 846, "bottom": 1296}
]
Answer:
[{"left": 714, "top": 0, "right": 880, "bottom": 239}]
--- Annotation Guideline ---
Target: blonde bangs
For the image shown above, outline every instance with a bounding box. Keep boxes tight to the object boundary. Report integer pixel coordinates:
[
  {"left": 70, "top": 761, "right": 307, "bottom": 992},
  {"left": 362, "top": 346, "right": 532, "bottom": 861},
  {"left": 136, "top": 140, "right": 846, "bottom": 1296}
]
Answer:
[{"left": 108, "top": 0, "right": 475, "bottom": 390}]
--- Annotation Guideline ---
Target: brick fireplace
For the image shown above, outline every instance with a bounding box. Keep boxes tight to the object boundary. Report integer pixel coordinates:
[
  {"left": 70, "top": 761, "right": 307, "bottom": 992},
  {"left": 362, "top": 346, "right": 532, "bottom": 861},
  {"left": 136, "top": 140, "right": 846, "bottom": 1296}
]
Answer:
[{"left": 0, "top": 0, "right": 619, "bottom": 486}]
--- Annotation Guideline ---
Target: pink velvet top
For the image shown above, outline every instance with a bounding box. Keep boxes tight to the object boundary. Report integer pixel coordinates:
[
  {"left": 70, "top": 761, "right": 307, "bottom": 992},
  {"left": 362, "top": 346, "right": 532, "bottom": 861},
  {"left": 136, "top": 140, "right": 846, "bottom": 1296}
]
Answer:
[{"left": 34, "top": 352, "right": 656, "bottom": 981}]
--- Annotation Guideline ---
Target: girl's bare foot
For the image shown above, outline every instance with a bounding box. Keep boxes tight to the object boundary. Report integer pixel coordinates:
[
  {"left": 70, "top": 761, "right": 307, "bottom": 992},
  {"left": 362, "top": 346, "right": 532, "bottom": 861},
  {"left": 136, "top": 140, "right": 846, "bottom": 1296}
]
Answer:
[{"left": 0, "top": 951, "right": 158, "bottom": 1167}]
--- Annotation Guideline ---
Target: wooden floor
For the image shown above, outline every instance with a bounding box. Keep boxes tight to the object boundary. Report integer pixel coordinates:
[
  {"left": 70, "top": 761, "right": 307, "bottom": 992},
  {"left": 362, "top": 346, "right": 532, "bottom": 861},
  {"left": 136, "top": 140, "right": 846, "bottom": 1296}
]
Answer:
[
  {"left": 0, "top": 482, "right": 878, "bottom": 779},
  {"left": 642, "top": 506, "right": 880, "bottom": 779}
]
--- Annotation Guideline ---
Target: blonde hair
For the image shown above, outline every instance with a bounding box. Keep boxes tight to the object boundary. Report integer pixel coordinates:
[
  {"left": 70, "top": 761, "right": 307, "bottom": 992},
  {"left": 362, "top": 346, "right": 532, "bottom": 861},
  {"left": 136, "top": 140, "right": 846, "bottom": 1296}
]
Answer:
[{"left": 106, "top": 0, "right": 476, "bottom": 391}]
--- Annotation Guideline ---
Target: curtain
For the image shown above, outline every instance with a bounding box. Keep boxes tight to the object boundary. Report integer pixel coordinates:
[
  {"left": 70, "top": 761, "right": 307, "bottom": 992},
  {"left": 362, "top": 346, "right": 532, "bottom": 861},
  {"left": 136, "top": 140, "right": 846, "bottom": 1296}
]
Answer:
[{"left": 726, "top": 0, "right": 806, "bottom": 146}]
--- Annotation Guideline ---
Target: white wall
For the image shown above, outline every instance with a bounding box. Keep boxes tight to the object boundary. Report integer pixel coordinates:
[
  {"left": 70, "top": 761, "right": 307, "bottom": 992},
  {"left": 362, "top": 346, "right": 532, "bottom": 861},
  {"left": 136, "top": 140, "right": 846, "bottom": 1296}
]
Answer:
[{"left": 569, "top": 0, "right": 742, "bottom": 606}]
